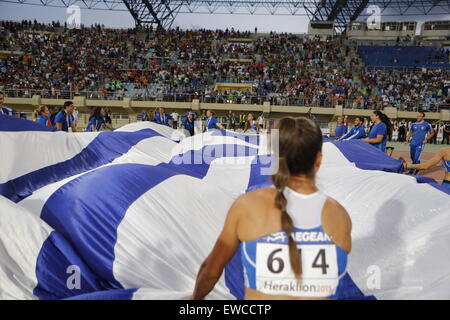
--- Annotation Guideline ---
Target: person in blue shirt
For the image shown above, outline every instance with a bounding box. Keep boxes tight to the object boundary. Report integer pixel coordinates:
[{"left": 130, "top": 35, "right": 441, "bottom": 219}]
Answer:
[
  {"left": 33, "top": 105, "right": 51, "bottom": 127},
  {"left": 334, "top": 116, "right": 347, "bottom": 140},
  {"left": 244, "top": 113, "right": 259, "bottom": 133},
  {"left": 338, "top": 117, "right": 366, "bottom": 141},
  {"left": 55, "top": 100, "right": 77, "bottom": 132},
  {"left": 154, "top": 107, "right": 173, "bottom": 126},
  {"left": 362, "top": 110, "right": 391, "bottom": 152},
  {"left": 184, "top": 109, "right": 197, "bottom": 121},
  {"left": 182, "top": 111, "right": 196, "bottom": 136},
  {"left": 86, "top": 107, "right": 112, "bottom": 132},
  {"left": 141, "top": 110, "right": 150, "bottom": 121},
  {"left": 405, "top": 112, "right": 435, "bottom": 173},
  {"left": 205, "top": 109, "right": 224, "bottom": 131},
  {"left": 0, "top": 91, "right": 16, "bottom": 116},
  {"left": 48, "top": 106, "right": 59, "bottom": 128}
]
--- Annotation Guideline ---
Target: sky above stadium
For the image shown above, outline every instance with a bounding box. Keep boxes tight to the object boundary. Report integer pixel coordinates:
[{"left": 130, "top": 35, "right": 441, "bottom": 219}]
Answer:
[
  {"left": 0, "top": 2, "right": 449, "bottom": 33},
  {"left": 1, "top": 3, "right": 309, "bottom": 33}
]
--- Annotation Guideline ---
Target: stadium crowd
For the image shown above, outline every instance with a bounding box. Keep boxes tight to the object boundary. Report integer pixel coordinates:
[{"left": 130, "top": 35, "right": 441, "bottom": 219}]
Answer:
[
  {"left": 1, "top": 21, "right": 448, "bottom": 110},
  {"left": 1, "top": 88, "right": 450, "bottom": 144},
  {"left": 360, "top": 69, "right": 449, "bottom": 112}
]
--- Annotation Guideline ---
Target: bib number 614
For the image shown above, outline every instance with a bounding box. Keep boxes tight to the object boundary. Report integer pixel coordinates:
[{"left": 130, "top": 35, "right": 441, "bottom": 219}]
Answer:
[
  {"left": 267, "top": 247, "right": 329, "bottom": 275},
  {"left": 257, "top": 244, "right": 338, "bottom": 279}
]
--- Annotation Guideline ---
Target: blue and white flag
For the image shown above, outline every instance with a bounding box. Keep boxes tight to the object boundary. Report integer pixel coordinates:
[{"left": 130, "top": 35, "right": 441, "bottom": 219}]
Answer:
[{"left": 0, "top": 114, "right": 449, "bottom": 300}]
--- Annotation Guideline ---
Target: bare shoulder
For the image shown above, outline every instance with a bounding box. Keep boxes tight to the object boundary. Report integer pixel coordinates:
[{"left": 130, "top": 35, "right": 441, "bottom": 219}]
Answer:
[
  {"left": 323, "top": 197, "right": 352, "bottom": 226},
  {"left": 245, "top": 186, "right": 277, "bottom": 198},
  {"left": 228, "top": 187, "right": 275, "bottom": 215},
  {"left": 229, "top": 187, "right": 278, "bottom": 241},
  {"left": 322, "top": 197, "right": 352, "bottom": 253}
]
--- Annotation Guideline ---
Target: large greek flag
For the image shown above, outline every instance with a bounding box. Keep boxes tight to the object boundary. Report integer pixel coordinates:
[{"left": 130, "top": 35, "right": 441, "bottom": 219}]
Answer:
[{"left": 0, "top": 114, "right": 449, "bottom": 300}]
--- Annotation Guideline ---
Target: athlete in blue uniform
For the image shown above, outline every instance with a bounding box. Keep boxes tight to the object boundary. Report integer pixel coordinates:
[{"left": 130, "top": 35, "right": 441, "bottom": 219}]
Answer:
[
  {"left": 86, "top": 107, "right": 112, "bottom": 132},
  {"left": 192, "top": 117, "right": 352, "bottom": 300},
  {"left": 334, "top": 116, "right": 347, "bottom": 140},
  {"left": 141, "top": 111, "right": 150, "bottom": 121},
  {"left": 205, "top": 110, "right": 224, "bottom": 131},
  {"left": 181, "top": 111, "right": 196, "bottom": 136},
  {"left": 154, "top": 107, "right": 173, "bottom": 126},
  {"left": 244, "top": 113, "right": 259, "bottom": 133},
  {"left": 406, "top": 112, "right": 434, "bottom": 174},
  {"left": 338, "top": 117, "right": 366, "bottom": 141},
  {"left": 363, "top": 111, "right": 390, "bottom": 152},
  {"left": 0, "top": 91, "right": 16, "bottom": 116},
  {"left": 405, "top": 147, "right": 450, "bottom": 190},
  {"left": 33, "top": 105, "right": 51, "bottom": 127},
  {"left": 55, "top": 101, "right": 77, "bottom": 132}
]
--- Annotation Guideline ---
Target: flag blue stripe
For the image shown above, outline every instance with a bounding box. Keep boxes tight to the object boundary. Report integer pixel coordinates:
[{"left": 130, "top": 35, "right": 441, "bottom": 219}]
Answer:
[
  {"left": 415, "top": 176, "right": 450, "bottom": 195},
  {"left": 0, "top": 114, "right": 56, "bottom": 132},
  {"left": 40, "top": 163, "right": 210, "bottom": 289},
  {"left": 332, "top": 139, "right": 450, "bottom": 195},
  {"left": 63, "top": 288, "right": 138, "bottom": 300},
  {"left": 33, "top": 231, "right": 106, "bottom": 300},
  {"left": 37, "top": 145, "right": 258, "bottom": 297},
  {"left": 245, "top": 155, "right": 272, "bottom": 193},
  {"left": 0, "top": 129, "right": 166, "bottom": 202},
  {"left": 330, "top": 139, "right": 404, "bottom": 173}
]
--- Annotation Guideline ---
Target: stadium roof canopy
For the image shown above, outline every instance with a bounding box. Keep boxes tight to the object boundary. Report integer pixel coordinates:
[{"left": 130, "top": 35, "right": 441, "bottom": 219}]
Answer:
[{"left": 1, "top": 0, "right": 449, "bottom": 31}]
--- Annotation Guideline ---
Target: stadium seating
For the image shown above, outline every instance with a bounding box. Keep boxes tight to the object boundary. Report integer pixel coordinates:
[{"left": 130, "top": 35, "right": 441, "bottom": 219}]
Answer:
[
  {"left": 0, "top": 21, "right": 448, "bottom": 110},
  {"left": 358, "top": 45, "right": 450, "bottom": 68}
]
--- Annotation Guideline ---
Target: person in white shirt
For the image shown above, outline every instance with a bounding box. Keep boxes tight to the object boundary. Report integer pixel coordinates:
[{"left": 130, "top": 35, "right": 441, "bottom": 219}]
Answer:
[
  {"left": 171, "top": 111, "right": 180, "bottom": 129},
  {"left": 257, "top": 113, "right": 265, "bottom": 129},
  {"left": 72, "top": 107, "right": 79, "bottom": 126}
]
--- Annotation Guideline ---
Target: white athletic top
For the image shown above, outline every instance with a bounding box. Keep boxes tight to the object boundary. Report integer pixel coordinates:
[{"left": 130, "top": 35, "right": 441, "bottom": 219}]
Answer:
[
  {"left": 283, "top": 187, "right": 328, "bottom": 229},
  {"left": 240, "top": 186, "right": 348, "bottom": 299}
]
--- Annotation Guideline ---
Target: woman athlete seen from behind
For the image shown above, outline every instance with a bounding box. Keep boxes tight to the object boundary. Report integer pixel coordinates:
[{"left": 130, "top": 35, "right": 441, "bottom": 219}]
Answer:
[{"left": 192, "top": 117, "right": 352, "bottom": 300}]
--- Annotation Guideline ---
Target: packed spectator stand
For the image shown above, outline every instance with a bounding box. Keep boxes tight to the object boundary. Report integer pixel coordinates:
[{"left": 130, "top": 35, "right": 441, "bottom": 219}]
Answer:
[{"left": 1, "top": 20, "right": 448, "bottom": 112}]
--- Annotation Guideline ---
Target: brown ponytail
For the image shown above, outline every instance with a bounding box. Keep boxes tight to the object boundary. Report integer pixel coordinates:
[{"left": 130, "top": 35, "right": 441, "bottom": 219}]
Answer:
[
  {"left": 33, "top": 105, "right": 47, "bottom": 121},
  {"left": 271, "top": 117, "right": 323, "bottom": 280},
  {"left": 273, "top": 157, "right": 302, "bottom": 279},
  {"left": 32, "top": 110, "right": 40, "bottom": 121}
]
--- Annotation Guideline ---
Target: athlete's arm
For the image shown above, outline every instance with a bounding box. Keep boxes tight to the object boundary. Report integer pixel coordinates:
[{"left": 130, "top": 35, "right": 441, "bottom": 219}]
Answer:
[
  {"left": 337, "top": 129, "right": 352, "bottom": 141},
  {"left": 341, "top": 128, "right": 364, "bottom": 141},
  {"left": 216, "top": 122, "right": 225, "bottom": 130},
  {"left": 405, "top": 128, "right": 412, "bottom": 144},
  {"left": 192, "top": 198, "right": 242, "bottom": 299},
  {"left": 424, "top": 126, "right": 435, "bottom": 143},
  {"left": 71, "top": 122, "right": 77, "bottom": 132},
  {"left": 363, "top": 134, "right": 384, "bottom": 144},
  {"left": 55, "top": 122, "right": 62, "bottom": 130},
  {"left": 354, "top": 127, "right": 366, "bottom": 140},
  {"left": 407, "top": 149, "right": 444, "bottom": 171},
  {"left": 321, "top": 198, "right": 352, "bottom": 254}
]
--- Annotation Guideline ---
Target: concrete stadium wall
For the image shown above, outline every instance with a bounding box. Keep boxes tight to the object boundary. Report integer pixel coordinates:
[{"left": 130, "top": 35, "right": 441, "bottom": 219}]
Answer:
[{"left": 5, "top": 96, "right": 449, "bottom": 125}]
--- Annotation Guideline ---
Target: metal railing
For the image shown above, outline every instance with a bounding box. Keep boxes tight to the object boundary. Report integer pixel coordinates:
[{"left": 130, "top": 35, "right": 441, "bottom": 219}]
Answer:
[
  {"left": 3, "top": 88, "right": 448, "bottom": 111},
  {"left": 2, "top": 89, "right": 122, "bottom": 100},
  {"left": 365, "top": 65, "right": 450, "bottom": 72}
]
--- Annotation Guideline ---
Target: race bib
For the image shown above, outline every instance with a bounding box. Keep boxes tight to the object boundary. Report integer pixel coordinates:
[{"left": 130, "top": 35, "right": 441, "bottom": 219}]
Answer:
[{"left": 255, "top": 243, "right": 339, "bottom": 297}]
